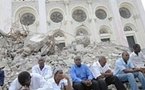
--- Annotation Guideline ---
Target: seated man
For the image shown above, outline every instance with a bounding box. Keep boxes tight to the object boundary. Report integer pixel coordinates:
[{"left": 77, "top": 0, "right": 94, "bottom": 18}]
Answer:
[
  {"left": 70, "top": 56, "right": 107, "bottom": 90},
  {"left": 44, "top": 68, "right": 72, "bottom": 90},
  {"left": 130, "top": 44, "right": 145, "bottom": 73},
  {"left": 0, "top": 68, "right": 4, "bottom": 86},
  {"left": 114, "top": 51, "right": 145, "bottom": 90},
  {"left": 32, "top": 57, "right": 52, "bottom": 80},
  {"left": 9, "top": 71, "right": 47, "bottom": 90},
  {"left": 91, "top": 56, "right": 126, "bottom": 90}
]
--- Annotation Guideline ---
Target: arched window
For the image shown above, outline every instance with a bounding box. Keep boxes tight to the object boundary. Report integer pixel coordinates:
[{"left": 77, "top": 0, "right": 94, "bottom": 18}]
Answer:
[
  {"left": 99, "top": 28, "right": 108, "bottom": 34},
  {"left": 76, "top": 28, "right": 88, "bottom": 36},
  {"left": 124, "top": 26, "right": 133, "bottom": 31}
]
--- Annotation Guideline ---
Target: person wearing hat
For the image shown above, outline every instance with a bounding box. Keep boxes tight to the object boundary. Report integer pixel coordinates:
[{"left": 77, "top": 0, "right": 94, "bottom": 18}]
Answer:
[
  {"left": 32, "top": 57, "right": 52, "bottom": 80},
  {"left": 70, "top": 56, "right": 107, "bottom": 90},
  {"left": 41, "top": 68, "right": 72, "bottom": 90}
]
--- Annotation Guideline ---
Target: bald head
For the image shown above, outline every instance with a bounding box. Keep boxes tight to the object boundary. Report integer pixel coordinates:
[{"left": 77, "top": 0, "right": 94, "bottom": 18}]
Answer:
[
  {"left": 98, "top": 56, "right": 107, "bottom": 67},
  {"left": 122, "top": 51, "right": 129, "bottom": 61}
]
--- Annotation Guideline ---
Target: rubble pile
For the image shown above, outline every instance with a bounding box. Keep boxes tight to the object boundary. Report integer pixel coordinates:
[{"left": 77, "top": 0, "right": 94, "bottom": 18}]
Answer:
[{"left": 0, "top": 29, "right": 131, "bottom": 89}]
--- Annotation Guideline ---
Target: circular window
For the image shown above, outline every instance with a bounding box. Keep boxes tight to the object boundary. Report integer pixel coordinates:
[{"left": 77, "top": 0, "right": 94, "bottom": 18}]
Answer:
[
  {"left": 95, "top": 9, "right": 107, "bottom": 19},
  {"left": 124, "top": 26, "right": 132, "bottom": 31},
  {"left": 50, "top": 11, "right": 63, "bottom": 23},
  {"left": 119, "top": 7, "right": 131, "bottom": 19},
  {"left": 20, "top": 13, "right": 35, "bottom": 26},
  {"left": 72, "top": 9, "right": 87, "bottom": 22}
]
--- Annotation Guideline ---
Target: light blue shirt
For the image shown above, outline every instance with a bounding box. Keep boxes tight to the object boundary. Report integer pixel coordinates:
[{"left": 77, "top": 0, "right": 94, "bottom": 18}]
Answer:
[
  {"left": 114, "top": 58, "right": 135, "bottom": 76},
  {"left": 70, "top": 64, "right": 93, "bottom": 83}
]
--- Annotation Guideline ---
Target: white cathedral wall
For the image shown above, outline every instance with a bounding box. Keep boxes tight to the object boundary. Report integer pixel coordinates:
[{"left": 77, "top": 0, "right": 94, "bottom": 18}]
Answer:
[{"left": 1, "top": 0, "right": 145, "bottom": 48}]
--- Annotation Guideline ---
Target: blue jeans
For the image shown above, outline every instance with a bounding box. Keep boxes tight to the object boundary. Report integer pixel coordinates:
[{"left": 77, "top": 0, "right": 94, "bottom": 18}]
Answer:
[
  {"left": 117, "top": 72, "right": 145, "bottom": 90},
  {"left": 0, "top": 70, "right": 4, "bottom": 86}
]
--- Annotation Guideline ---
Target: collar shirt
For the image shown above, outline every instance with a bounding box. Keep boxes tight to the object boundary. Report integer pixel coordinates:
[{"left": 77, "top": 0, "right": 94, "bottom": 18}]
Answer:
[
  {"left": 9, "top": 73, "right": 47, "bottom": 90},
  {"left": 32, "top": 65, "right": 52, "bottom": 80},
  {"left": 130, "top": 51, "right": 145, "bottom": 68},
  {"left": 114, "top": 58, "right": 135, "bottom": 76},
  {"left": 43, "top": 78, "right": 68, "bottom": 90},
  {"left": 70, "top": 64, "right": 93, "bottom": 83},
  {"left": 90, "top": 61, "right": 111, "bottom": 78}
]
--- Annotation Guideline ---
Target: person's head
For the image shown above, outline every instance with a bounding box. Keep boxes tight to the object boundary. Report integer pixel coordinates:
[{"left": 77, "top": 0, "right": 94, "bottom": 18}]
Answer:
[
  {"left": 18, "top": 71, "right": 31, "bottom": 87},
  {"left": 38, "top": 57, "right": 45, "bottom": 67},
  {"left": 53, "top": 69, "right": 64, "bottom": 81},
  {"left": 74, "top": 56, "right": 81, "bottom": 67},
  {"left": 122, "top": 51, "right": 130, "bottom": 61},
  {"left": 98, "top": 56, "right": 107, "bottom": 67},
  {"left": 133, "top": 44, "right": 141, "bottom": 53}
]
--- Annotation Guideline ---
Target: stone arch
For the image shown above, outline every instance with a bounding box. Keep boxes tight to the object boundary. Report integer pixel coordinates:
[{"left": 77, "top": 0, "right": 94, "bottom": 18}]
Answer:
[
  {"left": 124, "top": 23, "right": 136, "bottom": 31},
  {"left": 75, "top": 25, "right": 90, "bottom": 36},
  {"left": 53, "top": 30, "right": 66, "bottom": 50},
  {"left": 99, "top": 25, "right": 111, "bottom": 34},
  {"left": 14, "top": 6, "right": 37, "bottom": 26}
]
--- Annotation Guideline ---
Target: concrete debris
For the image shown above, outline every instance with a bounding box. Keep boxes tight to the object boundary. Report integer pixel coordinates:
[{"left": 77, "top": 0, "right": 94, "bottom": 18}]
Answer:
[{"left": 0, "top": 29, "right": 132, "bottom": 89}]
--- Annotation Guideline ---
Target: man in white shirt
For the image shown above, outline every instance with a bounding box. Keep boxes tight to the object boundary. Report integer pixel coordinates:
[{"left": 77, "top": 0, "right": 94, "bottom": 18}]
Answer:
[
  {"left": 9, "top": 71, "right": 47, "bottom": 90},
  {"left": 32, "top": 57, "right": 52, "bottom": 80},
  {"left": 91, "top": 56, "right": 126, "bottom": 90},
  {"left": 43, "top": 68, "right": 72, "bottom": 90},
  {"left": 130, "top": 44, "right": 145, "bottom": 73}
]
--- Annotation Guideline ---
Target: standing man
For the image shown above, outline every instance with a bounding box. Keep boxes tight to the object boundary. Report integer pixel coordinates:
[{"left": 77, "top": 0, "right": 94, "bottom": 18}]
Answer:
[
  {"left": 130, "top": 44, "right": 145, "bottom": 72},
  {"left": 114, "top": 51, "right": 145, "bottom": 90},
  {"left": 9, "top": 71, "right": 47, "bottom": 90},
  {"left": 32, "top": 57, "right": 52, "bottom": 80},
  {"left": 70, "top": 56, "right": 107, "bottom": 90},
  {"left": 91, "top": 56, "right": 126, "bottom": 90}
]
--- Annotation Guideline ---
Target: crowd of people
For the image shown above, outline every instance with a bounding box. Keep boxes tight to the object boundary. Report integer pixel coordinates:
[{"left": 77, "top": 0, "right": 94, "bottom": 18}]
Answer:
[{"left": 0, "top": 44, "right": 145, "bottom": 90}]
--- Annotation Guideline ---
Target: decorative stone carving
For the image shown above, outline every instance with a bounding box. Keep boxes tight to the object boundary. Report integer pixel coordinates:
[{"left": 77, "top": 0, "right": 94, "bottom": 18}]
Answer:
[
  {"left": 95, "top": 9, "right": 107, "bottom": 20},
  {"left": 20, "top": 13, "right": 35, "bottom": 26},
  {"left": 119, "top": 7, "right": 131, "bottom": 19},
  {"left": 72, "top": 9, "right": 87, "bottom": 22},
  {"left": 50, "top": 11, "right": 63, "bottom": 23}
]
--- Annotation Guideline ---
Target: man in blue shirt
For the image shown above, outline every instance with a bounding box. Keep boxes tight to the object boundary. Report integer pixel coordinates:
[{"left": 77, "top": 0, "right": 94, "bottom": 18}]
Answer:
[
  {"left": 114, "top": 51, "right": 145, "bottom": 90},
  {"left": 70, "top": 56, "right": 107, "bottom": 90}
]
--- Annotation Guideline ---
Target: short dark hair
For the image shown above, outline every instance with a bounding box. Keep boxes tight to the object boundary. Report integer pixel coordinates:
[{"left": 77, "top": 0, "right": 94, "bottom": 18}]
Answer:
[
  {"left": 18, "top": 71, "right": 31, "bottom": 86},
  {"left": 133, "top": 44, "right": 140, "bottom": 50}
]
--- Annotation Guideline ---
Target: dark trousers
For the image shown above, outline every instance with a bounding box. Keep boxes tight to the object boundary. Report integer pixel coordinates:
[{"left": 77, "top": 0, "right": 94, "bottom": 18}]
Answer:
[
  {"left": 73, "top": 79, "right": 107, "bottom": 90},
  {"left": 0, "top": 70, "right": 4, "bottom": 86},
  {"left": 94, "top": 79, "right": 108, "bottom": 90},
  {"left": 105, "top": 76, "right": 126, "bottom": 90}
]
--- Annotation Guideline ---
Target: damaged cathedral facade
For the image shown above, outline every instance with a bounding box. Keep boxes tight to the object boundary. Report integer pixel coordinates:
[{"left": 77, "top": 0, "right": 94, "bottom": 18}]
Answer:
[{"left": 1, "top": 0, "right": 145, "bottom": 49}]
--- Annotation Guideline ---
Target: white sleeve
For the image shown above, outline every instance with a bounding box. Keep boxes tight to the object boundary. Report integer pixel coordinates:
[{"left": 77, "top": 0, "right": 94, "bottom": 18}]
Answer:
[
  {"left": 90, "top": 65, "right": 101, "bottom": 78},
  {"left": 36, "top": 80, "right": 53, "bottom": 90},
  {"left": 9, "top": 78, "right": 22, "bottom": 90},
  {"left": 32, "top": 66, "right": 37, "bottom": 73},
  {"left": 44, "top": 66, "right": 52, "bottom": 80}
]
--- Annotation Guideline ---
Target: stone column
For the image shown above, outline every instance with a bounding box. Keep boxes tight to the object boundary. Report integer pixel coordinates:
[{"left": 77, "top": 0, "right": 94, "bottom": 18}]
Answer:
[
  {"left": 38, "top": 0, "right": 47, "bottom": 34},
  {"left": 109, "top": 0, "right": 128, "bottom": 46},
  {"left": 0, "top": 0, "right": 12, "bottom": 33},
  {"left": 87, "top": 0, "right": 100, "bottom": 43},
  {"left": 64, "top": 1, "right": 74, "bottom": 45},
  {"left": 135, "top": 0, "right": 145, "bottom": 31}
]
